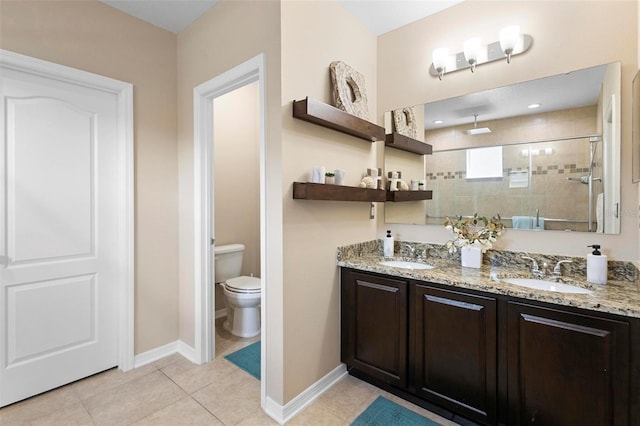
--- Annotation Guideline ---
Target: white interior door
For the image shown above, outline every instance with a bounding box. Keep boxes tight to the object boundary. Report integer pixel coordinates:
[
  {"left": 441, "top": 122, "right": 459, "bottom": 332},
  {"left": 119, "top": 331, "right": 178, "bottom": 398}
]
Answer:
[{"left": 0, "top": 59, "right": 121, "bottom": 406}]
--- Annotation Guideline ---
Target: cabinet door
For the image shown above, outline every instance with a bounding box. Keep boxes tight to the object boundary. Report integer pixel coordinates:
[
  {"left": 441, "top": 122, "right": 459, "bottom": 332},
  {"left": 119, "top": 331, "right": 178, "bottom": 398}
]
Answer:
[
  {"left": 507, "top": 302, "right": 630, "bottom": 425},
  {"left": 342, "top": 270, "right": 408, "bottom": 387},
  {"left": 413, "top": 285, "right": 497, "bottom": 424}
]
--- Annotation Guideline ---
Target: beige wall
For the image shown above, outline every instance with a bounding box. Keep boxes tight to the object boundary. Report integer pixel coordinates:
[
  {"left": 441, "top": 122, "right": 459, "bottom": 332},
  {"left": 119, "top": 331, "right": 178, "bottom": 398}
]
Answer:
[
  {"left": 0, "top": 0, "right": 179, "bottom": 354},
  {"left": 378, "top": 0, "right": 639, "bottom": 260},
  {"left": 281, "top": 0, "right": 378, "bottom": 402},
  {"left": 176, "top": 0, "right": 283, "bottom": 402},
  {"left": 213, "top": 82, "right": 261, "bottom": 311}
]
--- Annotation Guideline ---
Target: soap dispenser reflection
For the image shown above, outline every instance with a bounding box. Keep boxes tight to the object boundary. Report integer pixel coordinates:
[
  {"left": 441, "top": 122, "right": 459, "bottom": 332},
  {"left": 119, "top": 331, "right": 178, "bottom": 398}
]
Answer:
[
  {"left": 384, "top": 230, "right": 395, "bottom": 257},
  {"left": 587, "top": 244, "right": 607, "bottom": 285}
]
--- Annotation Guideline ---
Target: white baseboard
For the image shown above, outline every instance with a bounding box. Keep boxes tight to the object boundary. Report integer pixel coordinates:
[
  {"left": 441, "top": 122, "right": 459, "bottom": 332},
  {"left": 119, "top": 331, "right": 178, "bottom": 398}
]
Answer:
[
  {"left": 133, "top": 340, "right": 197, "bottom": 368},
  {"left": 215, "top": 308, "right": 227, "bottom": 319},
  {"left": 264, "top": 363, "right": 348, "bottom": 425}
]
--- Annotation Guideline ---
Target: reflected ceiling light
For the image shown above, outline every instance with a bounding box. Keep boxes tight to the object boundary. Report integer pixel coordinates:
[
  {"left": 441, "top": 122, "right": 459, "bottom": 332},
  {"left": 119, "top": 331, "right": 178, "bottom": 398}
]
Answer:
[
  {"left": 433, "top": 119, "right": 444, "bottom": 124},
  {"left": 464, "top": 114, "right": 492, "bottom": 135},
  {"left": 528, "top": 103, "right": 542, "bottom": 109},
  {"left": 429, "top": 25, "right": 532, "bottom": 79}
]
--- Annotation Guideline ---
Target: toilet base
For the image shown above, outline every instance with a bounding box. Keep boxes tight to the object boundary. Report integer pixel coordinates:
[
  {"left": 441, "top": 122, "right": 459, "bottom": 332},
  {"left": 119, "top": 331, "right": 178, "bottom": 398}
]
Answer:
[{"left": 224, "top": 305, "right": 260, "bottom": 338}]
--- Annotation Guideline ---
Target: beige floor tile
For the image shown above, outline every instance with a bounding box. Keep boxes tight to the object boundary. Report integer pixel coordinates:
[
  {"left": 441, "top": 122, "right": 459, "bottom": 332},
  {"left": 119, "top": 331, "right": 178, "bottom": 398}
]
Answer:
[
  {"left": 26, "top": 401, "right": 94, "bottom": 426},
  {"left": 313, "top": 375, "right": 379, "bottom": 422},
  {"left": 130, "top": 396, "right": 222, "bottom": 426},
  {"left": 83, "top": 370, "right": 186, "bottom": 425},
  {"left": 215, "top": 320, "right": 260, "bottom": 357},
  {"left": 192, "top": 373, "right": 260, "bottom": 425},
  {"left": 70, "top": 363, "right": 158, "bottom": 402},
  {"left": 235, "top": 408, "right": 279, "bottom": 426},
  {"left": 152, "top": 353, "right": 184, "bottom": 370},
  {"left": 0, "top": 386, "right": 81, "bottom": 425},
  {"left": 286, "top": 403, "right": 346, "bottom": 426},
  {"left": 160, "top": 355, "right": 241, "bottom": 394}
]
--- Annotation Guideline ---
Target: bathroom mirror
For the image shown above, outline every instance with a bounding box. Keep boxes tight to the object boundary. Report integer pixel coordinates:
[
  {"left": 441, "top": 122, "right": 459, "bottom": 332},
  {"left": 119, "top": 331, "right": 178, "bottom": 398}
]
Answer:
[{"left": 384, "top": 62, "right": 621, "bottom": 234}]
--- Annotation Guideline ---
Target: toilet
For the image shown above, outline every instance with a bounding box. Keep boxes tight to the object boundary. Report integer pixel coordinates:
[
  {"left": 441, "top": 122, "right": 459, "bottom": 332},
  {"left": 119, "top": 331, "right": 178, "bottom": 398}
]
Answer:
[{"left": 214, "top": 243, "right": 261, "bottom": 338}]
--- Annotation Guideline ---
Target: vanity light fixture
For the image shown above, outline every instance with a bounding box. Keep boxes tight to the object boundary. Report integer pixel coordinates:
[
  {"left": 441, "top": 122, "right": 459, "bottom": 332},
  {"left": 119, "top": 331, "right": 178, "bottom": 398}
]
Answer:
[
  {"left": 432, "top": 47, "right": 450, "bottom": 80},
  {"left": 429, "top": 25, "right": 532, "bottom": 79},
  {"left": 463, "top": 37, "right": 482, "bottom": 73}
]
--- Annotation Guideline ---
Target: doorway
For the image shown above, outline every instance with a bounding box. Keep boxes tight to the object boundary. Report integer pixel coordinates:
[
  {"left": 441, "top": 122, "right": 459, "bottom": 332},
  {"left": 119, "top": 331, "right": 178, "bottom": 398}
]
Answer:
[
  {"left": 193, "top": 54, "right": 266, "bottom": 399},
  {"left": 212, "top": 81, "right": 261, "bottom": 348}
]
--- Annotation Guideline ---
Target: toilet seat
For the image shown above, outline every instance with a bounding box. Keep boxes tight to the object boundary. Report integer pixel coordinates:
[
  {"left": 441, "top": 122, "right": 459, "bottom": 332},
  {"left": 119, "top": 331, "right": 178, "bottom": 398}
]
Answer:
[{"left": 224, "top": 276, "right": 261, "bottom": 294}]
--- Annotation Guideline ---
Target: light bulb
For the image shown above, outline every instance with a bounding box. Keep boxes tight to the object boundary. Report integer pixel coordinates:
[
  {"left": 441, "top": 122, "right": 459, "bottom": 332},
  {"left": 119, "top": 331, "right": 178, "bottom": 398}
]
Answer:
[
  {"left": 463, "top": 38, "right": 481, "bottom": 72},
  {"left": 432, "top": 47, "right": 449, "bottom": 79},
  {"left": 499, "top": 25, "right": 521, "bottom": 63}
]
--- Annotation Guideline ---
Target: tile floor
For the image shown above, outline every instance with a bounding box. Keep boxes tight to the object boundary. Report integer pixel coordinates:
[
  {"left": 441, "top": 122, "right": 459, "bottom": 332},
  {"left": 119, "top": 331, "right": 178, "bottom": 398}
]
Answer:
[{"left": 0, "top": 318, "right": 458, "bottom": 425}]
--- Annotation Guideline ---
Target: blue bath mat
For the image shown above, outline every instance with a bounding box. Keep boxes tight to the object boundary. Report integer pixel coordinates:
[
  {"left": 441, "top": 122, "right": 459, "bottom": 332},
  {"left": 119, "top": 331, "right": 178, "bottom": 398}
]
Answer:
[
  {"left": 351, "top": 396, "right": 442, "bottom": 426},
  {"left": 224, "top": 340, "right": 260, "bottom": 380}
]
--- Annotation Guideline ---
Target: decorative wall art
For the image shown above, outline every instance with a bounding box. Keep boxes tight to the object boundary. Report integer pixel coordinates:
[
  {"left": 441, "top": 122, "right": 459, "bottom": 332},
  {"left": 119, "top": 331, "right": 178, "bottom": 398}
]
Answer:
[
  {"left": 329, "top": 61, "right": 369, "bottom": 120},
  {"left": 392, "top": 107, "right": 418, "bottom": 139}
]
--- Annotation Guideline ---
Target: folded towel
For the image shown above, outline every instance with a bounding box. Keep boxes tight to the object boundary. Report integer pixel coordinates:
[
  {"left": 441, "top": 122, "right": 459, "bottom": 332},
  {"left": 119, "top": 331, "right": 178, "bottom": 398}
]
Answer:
[
  {"left": 512, "top": 216, "right": 532, "bottom": 229},
  {"left": 531, "top": 217, "right": 545, "bottom": 231},
  {"left": 596, "top": 192, "right": 604, "bottom": 233},
  {"left": 512, "top": 216, "right": 545, "bottom": 231}
]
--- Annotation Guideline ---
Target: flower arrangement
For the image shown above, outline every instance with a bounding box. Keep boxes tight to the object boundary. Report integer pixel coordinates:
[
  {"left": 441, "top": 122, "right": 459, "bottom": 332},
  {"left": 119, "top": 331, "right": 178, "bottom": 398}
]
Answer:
[{"left": 444, "top": 213, "right": 504, "bottom": 254}]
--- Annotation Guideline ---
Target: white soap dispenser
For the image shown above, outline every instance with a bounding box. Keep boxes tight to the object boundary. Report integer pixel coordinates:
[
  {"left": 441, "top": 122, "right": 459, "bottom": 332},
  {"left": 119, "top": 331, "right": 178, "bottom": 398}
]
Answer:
[
  {"left": 383, "top": 230, "right": 395, "bottom": 257},
  {"left": 587, "top": 244, "right": 608, "bottom": 285}
]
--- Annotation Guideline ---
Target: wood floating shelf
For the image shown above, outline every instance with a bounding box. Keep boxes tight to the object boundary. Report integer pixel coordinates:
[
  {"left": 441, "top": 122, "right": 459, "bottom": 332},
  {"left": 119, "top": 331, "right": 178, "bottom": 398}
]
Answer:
[
  {"left": 292, "top": 97, "right": 385, "bottom": 142},
  {"left": 385, "top": 132, "right": 433, "bottom": 155},
  {"left": 293, "top": 182, "right": 386, "bottom": 202},
  {"left": 386, "top": 190, "right": 433, "bottom": 202}
]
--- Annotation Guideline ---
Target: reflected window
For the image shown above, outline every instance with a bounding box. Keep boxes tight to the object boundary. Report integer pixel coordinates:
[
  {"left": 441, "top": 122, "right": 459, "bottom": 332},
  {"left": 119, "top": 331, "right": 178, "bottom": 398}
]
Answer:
[{"left": 466, "top": 146, "right": 503, "bottom": 179}]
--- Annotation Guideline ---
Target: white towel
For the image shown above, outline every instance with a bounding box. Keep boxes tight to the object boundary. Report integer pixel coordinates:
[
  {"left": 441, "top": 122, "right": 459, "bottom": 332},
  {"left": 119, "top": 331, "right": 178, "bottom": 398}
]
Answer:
[{"left": 596, "top": 192, "right": 604, "bottom": 233}]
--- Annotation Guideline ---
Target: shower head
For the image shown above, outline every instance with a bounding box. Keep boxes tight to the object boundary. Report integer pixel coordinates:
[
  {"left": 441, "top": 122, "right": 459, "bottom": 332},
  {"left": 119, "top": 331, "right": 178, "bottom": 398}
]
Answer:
[{"left": 464, "top": 114, "right": 491, "bottom": 135}]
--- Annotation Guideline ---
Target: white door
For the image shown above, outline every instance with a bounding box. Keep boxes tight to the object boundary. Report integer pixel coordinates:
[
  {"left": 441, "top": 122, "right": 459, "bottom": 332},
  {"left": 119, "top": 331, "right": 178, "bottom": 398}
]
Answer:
[{"left": 0, "top": 59, "right": 122, "bottom": 406}]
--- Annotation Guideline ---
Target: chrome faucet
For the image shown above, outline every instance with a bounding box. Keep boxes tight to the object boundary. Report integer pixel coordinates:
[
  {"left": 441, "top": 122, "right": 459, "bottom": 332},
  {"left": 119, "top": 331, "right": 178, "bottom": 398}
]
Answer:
[
  {"left": 404, "top": 244, "right": 427, "bottom": 260},
  {"left": 552, "top": 260, "right": 572, "bottom": 277},
  {"left": 521, "top": 256, "right": 548, "bottom": 277},
  {"left": 406, "top": 244, "right": 416, "bottom": 258}
]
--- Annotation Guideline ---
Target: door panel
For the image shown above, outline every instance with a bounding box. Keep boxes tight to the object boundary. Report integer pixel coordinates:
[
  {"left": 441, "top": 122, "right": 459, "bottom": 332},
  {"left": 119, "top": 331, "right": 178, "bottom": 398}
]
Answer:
[
  {"left": 8, "top": 275, "right": 95, "bottom": 364},
  {"left": 342, "top": 270, "right": 408, "bottom": 387},
  {"left": 1, "top": 64, "right": 120, "bottom": 406},
  {"left": 413, "top": 285, "right": 497, "bottom": 425},
  {"left": 507, "top": 302, "right": 630, "bottom": 425},
  {"left": 7, "top": 98, "right": 94, "bottom": 263}
]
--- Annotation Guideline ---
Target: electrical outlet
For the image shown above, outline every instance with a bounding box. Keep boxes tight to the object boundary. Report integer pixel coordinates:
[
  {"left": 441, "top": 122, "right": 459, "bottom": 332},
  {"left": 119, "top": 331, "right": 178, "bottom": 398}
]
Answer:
[{"left": 370, "top": 203, "right": 375, "bottom": 219}]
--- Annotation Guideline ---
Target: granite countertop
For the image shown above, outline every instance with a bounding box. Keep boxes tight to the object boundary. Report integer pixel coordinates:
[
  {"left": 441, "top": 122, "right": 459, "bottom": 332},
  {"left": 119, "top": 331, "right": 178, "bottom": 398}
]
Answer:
[{"left": 337, "top": 241, "right": 640, "bottom": 319}]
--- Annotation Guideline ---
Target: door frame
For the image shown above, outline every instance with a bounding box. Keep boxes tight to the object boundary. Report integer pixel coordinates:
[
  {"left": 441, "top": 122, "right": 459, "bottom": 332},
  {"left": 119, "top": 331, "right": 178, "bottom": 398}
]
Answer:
[
  {"left": 193, "top": 54, "right": 266, "bottom": 371},
  {"left": 0, "top": 50, "right": 135, "bottom": 373}
]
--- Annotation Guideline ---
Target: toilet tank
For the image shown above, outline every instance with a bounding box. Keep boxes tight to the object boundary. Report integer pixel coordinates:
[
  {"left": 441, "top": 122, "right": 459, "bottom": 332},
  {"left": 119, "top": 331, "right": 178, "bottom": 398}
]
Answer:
[{"left": 214, "top": 243, "right": 245, "bottom": 283}]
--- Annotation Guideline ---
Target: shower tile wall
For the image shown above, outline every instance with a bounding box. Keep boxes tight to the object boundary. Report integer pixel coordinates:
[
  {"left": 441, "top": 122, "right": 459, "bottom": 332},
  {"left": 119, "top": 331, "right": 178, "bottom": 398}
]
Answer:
[{"left": 424, "top": 106, "right": 598, "bottom": 231}]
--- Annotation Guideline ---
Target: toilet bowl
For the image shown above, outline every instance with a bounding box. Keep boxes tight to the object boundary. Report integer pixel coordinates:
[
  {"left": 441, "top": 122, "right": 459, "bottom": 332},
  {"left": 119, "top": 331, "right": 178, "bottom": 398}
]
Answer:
[
  {"left": 214, "top": 243, "right": 261, "bottom": 338},
  {"left": 222, "top": 276, "right": 261, "bottom": 338}
]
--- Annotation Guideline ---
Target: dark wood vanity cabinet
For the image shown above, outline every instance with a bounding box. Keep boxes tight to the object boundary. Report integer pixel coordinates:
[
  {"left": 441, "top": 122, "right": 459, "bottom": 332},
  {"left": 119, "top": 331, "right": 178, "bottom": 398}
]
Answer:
[
  {"left": 413, "top": 285, "right": 497, "bottom": 425},
  {"left": 340, "top": 268, "right": 638, "bottom": 426},
  {"left": 341, "top": 270, "right": 408, "bottom": 387},
  {"left": 507, "top": 301, "right": 630, "bottom": 425}
]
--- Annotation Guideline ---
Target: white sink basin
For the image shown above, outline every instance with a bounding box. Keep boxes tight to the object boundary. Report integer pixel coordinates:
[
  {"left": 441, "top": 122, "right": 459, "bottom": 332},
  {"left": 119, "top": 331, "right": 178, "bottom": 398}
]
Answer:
[
  {"left": 501, "top": 277, "right": 593, "bottom": 294},
  {"left": 379, "top": 260, "right": 434, "bottom": 270}
]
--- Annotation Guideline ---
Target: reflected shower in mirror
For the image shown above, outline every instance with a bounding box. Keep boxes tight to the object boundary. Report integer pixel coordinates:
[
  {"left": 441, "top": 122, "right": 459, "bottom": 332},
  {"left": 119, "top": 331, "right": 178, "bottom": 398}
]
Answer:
[{"left": 384, "top": 62, "right": 621, "bottom": 234}]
